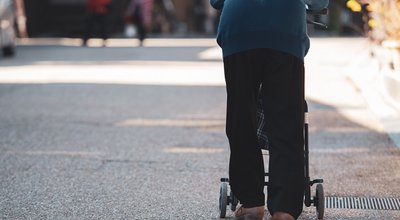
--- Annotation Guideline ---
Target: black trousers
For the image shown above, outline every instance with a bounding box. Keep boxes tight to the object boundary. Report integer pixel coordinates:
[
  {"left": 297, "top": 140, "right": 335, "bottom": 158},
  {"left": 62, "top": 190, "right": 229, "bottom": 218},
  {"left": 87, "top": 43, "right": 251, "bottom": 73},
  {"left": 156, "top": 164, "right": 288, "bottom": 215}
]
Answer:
[
  {"left": 133, "top": 6, "right": 146, "bottom": 42},
  {"left": 83, "top": 13, "right": 109, "bottom": 42},
  {"left": 223, "top": 48, "right": 305, "bottom": 219}
]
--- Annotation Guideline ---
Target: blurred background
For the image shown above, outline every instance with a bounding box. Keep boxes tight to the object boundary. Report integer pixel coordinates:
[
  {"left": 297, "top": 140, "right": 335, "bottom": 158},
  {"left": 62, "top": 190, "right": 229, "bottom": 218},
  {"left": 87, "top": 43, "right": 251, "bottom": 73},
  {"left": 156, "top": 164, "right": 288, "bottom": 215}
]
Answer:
[
  {"left": 4, "top": 0, "right": 378, "bottom": 38},
  {"left": 3, "top": 0, "right": 399, "bottom": 62},
  {"left": 4, "top": 0, "right": 397, "bottom": 88}
]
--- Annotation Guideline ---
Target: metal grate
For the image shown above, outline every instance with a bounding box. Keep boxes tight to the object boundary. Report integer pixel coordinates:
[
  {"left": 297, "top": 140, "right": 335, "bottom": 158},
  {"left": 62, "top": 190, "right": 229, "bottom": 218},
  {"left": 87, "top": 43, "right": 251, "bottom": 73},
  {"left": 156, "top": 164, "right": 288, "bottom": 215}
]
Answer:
[{"left": 325, "top": 197, "right": 400, "bottom": 210}]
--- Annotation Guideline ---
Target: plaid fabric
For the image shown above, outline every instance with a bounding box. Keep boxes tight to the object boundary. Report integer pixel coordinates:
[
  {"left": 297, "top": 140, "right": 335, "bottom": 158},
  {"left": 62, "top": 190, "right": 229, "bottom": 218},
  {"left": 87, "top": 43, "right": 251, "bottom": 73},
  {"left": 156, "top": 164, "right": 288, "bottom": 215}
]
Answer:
[
  {"left": 126, "top": 0, "right": 154, "bottom": 27},
  {"left": 256, "top": 85, "right": 269, "bottom": 150}
]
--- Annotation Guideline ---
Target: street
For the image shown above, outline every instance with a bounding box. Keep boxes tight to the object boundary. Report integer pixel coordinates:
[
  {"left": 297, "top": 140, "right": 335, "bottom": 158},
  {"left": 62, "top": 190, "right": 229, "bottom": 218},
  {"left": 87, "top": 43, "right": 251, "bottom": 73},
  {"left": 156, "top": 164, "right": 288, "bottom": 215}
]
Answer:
[{"left": 0, "top": 38, "right": 400, "bottom": 219}]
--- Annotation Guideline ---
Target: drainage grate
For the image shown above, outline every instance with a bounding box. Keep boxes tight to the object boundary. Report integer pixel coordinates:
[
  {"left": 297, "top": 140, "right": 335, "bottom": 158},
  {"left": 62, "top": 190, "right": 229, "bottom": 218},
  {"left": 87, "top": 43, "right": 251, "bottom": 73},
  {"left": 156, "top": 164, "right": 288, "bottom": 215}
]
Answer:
[{"left": 325, "top": 197, "right": 400, "bottom": 210}]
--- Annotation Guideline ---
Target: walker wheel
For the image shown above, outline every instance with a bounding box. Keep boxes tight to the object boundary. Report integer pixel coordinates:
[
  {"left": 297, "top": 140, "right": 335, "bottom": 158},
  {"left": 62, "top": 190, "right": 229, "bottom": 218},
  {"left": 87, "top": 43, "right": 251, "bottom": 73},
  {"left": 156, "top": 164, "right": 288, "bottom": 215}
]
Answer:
[
  {"left": 219, "top": 182, "right": 228, "bottom": 218},
  {"left": 230, "top": 190, "right": 238, "bottom": 211},
  {"left": 315, "top": 183, "right": 325, "bottom": 219}
]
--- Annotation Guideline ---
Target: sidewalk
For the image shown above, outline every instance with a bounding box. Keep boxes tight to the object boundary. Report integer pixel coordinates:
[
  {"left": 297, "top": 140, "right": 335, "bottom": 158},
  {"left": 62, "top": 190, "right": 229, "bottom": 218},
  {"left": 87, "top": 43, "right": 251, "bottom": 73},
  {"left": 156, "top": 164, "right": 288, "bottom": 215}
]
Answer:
[
  {"left": 300, "top": 37, "right": 400, "bottom": 220},
  {"left": 197, "top": 36, "right": 400, "bottom": 152},
  {"left": 345, "top": 39, "right": 400, "bottom": 150}
]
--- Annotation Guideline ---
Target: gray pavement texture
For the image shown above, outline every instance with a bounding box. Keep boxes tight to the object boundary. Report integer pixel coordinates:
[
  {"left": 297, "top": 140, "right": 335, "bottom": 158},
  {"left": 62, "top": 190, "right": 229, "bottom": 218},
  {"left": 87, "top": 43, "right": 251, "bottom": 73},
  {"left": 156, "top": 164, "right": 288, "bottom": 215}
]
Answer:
[{"left": 0, "top": 38, "right": 400, "bottom": 219}]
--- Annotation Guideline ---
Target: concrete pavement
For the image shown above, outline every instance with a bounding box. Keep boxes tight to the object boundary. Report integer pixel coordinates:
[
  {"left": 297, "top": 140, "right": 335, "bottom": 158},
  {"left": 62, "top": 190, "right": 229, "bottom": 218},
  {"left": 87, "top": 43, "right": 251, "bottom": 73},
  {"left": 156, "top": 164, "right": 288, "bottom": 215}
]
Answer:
[{"left": 0, "top": 38, "right": 399, "bottom": 219}]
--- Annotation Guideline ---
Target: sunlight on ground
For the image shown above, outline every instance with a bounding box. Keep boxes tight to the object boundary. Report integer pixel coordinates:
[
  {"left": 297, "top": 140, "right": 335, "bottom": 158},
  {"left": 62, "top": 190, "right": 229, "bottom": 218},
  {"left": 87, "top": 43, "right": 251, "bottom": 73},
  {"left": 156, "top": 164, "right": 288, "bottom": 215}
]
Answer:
[
  {"left": 1, "top": 38, "right": 392, "bottom": 134},
  {"left": 311, "top": 147, "right": 370, "bottom": 154},
  {"left": 0, "top": 63, "right": 225, "bottom": 86},
  {"left": 5, "top": 150, "right": 105, "bottom": 157},
  {"left": 115, "top": 118, "right": 224, "bottom": 127},
  {"left": 164, "top": 147, "right": 224, "bottom": 154},
  {"left": 17, "top": 38, "right": 218, "bottom": 47}
]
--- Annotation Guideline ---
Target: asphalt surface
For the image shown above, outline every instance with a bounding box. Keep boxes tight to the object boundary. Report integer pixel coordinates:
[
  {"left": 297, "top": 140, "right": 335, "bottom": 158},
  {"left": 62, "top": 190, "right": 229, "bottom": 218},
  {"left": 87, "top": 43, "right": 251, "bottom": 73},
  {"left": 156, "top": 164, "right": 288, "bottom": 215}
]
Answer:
[{"left": 0, "top": 38, "right": 399, "bottom": 219}]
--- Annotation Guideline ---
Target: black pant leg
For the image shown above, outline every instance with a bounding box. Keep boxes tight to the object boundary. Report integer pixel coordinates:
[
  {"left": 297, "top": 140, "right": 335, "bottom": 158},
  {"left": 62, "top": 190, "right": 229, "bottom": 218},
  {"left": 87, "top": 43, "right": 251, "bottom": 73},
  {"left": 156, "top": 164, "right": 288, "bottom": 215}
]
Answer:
[
  {"left": 260, "top": 50, "right": 305, "bottom": 219},
  {"left": 83, "top": 14, "right": 95, "bottom": 43},
  {"left": 133, "top": 7, "right": 146, "bottom": 42},
  {"left": 98, "top": 14, "right": 109, "bottom": 41},
  {"left": 223, "top": 48, "right": 305, "bottom": 216},
  {"left": 223, "top": 50, "right": 265, "bottom": 208}
]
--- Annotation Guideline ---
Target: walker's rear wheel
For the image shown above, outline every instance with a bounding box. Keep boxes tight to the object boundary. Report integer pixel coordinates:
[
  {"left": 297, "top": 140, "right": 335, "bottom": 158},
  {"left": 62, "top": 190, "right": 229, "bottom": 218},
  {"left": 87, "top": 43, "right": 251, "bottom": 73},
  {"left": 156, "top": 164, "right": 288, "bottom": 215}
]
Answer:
[
  {"left": 315, "top": 183, "right": 325, "bottom": 219},
  {"left": 219, "top": 182, "right": 228, "bottom": 218}
]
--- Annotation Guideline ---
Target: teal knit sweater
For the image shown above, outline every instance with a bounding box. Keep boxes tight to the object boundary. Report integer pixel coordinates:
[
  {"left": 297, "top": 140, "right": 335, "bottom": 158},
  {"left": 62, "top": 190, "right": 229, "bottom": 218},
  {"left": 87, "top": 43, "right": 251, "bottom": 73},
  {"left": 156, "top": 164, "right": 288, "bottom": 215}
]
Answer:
[{"left": 210, "top": 0, "right": 329, "bottom": 60}]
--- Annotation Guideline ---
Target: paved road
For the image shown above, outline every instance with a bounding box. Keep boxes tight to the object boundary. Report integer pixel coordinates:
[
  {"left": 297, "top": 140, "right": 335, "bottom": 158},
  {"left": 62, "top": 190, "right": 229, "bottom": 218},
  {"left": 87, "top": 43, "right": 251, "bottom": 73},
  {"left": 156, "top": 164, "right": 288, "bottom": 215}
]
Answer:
[{"left": 0, "top": 38, "right": 399, "bottom": 219}]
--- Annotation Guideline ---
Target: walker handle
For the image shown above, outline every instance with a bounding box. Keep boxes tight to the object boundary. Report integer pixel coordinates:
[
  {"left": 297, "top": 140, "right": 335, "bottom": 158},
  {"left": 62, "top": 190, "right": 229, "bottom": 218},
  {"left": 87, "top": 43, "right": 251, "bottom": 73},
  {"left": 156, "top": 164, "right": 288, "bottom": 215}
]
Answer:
[
  {"left": 306, "top": 8, "right": 329, "bottom": 29},
  {"left": 307, "top": 20, "right": 328, "bottom": 29},
  {"left": 306, "top": 8, "right": 329, "bottom": 15}
]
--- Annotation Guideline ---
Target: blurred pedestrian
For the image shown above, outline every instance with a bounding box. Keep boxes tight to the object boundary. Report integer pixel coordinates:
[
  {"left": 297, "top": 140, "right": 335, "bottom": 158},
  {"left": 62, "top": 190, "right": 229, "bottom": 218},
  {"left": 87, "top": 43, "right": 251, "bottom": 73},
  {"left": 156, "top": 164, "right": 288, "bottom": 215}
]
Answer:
[
  {"left": 193, "top": 0, "right": 207, "bottom": 33},
  {"left": 210, "top": 0, "right": 329, "bottom": 220},
  {"left": 83, "top": 0, "right": 112, "bottom": 46},
  {"left": 125, "top": 0, "right": 154, "bottom": 46},
  {"left": 15, "top": 0, "right": 28, "bottom": 38}
]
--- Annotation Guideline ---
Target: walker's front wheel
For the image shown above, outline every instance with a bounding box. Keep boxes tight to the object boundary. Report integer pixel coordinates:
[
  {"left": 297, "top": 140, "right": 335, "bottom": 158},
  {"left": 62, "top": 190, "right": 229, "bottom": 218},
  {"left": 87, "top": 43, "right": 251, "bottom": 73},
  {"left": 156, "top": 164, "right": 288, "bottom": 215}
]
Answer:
[
  {"left": 315, "top": 183, "right": 325, "bottom": 219},
  {"left": 219, "top": 182, "right": 228, "bottom": 218}
]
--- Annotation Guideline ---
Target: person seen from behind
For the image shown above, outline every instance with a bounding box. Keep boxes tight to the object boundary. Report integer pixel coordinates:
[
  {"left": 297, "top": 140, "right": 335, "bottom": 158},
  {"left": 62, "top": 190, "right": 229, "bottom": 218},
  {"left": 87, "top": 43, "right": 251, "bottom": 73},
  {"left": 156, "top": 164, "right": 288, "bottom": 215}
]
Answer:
[
  {"left": 83, "top": 0, "right": 112, "bottom": 46},
  {"left": 210, "top": 0, "right": 329, "bottom": 220},
  {"left": 125, "top": 0, "right": 154, "bottom": 46}
]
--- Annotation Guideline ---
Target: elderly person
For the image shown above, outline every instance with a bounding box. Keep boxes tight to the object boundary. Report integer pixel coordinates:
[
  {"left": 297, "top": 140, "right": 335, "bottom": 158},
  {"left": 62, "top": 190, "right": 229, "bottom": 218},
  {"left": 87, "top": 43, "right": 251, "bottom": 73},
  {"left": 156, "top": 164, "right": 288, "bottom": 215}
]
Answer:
[
  {"left": 83, "top": 0, "right": 112, "bottom": 46},
  {"left": 210, "top": 0, "right": 329, "bottom": 220},
  {"left": 125, "top": 0, "right": 154, "bottom": 45}
]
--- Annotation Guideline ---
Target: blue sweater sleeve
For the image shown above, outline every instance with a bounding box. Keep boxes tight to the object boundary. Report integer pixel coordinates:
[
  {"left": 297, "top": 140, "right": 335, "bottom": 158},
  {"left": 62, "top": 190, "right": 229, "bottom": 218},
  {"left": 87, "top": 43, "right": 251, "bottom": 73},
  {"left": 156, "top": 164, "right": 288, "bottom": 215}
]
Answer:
[
  {"left": 305, "top": 0, "right": 329, "bottom": 10},
  {"left": 210, "top": 0, "right": 224, "bottom": 10}
]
